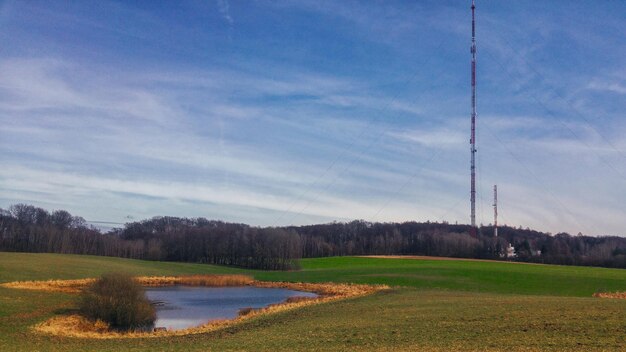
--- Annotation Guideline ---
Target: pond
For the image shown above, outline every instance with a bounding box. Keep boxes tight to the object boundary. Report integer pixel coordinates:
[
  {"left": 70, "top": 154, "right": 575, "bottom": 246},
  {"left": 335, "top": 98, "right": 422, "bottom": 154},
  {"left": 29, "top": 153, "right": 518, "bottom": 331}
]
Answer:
[{"left": 145, "top": 286, "right": 318, "bottom": 330}]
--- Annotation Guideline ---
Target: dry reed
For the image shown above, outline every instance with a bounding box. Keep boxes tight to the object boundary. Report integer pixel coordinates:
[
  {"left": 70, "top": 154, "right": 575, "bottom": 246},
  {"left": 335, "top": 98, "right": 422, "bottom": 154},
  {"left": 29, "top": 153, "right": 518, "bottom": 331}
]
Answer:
[
  {"left": 1, "top": 278, "right": 97, "bottom": 293},
  {"left": 0, "top": 274, "right": 253, "bottom": 293},
  {"left": 138, "top": 274, "right": 254, "bottom": 287}
]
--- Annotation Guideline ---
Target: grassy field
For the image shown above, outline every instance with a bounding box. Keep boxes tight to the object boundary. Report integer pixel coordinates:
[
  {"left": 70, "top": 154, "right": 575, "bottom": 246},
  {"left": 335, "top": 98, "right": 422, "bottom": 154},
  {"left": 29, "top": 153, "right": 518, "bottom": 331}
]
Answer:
[{"left": 1, "top": 252, "right": 625, "bottom": 351}]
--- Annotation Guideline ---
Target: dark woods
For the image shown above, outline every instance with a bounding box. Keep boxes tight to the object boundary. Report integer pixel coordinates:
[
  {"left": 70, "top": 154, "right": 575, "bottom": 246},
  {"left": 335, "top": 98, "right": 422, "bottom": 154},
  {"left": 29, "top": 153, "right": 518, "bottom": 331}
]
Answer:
[
  {"left": 0, "top": 204, "right": 300, "bottom": 270},
  {"left": 295, "top": 222, "right": 626, "bottom": 268},
  {"left": 118, "top": 217, "right": 301, "bottom": 270},
  {"left": 1, "top": 204, "right": 625, "bottom": 269}
]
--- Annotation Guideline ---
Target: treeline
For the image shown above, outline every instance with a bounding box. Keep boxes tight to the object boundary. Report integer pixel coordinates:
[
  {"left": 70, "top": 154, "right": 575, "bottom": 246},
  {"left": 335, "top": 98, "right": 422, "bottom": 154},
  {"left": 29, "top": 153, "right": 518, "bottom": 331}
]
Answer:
[
  {"left": 114, "top": 216, "right": 301, "bottom": 270},
  {"left": 0, "top": 204, "right": 146, "bottom": 258},
  {"left": 1, "top": 204, "right": 625, "bottom": 269},
  {"left": 293, "top": 221, "right": 626, "bottom": 268},
  {"left": 0, "top": 204, "right": 300, "bottom": 270}
]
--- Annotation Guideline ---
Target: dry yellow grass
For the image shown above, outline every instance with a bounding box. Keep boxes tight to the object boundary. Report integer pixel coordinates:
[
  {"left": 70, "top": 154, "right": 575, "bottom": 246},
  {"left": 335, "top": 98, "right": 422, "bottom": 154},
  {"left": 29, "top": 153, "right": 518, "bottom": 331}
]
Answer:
[
  {"left": 0, "top": 274, "right": 253, "bottom": 293},
  {"left": 0, "top": 278, "right": 97, "bottom": 293},
  {"left": 138, "top": 274, "right": 254, "bottom": 287},
  {"left": 593, "top": 291, "right": 626, "bottom": 299},
  {"left": 1, "top": 275, "right": 388, "bottom": 339},
  {"left": 253, "top": 280, "right": 386, "bottom": 297}
]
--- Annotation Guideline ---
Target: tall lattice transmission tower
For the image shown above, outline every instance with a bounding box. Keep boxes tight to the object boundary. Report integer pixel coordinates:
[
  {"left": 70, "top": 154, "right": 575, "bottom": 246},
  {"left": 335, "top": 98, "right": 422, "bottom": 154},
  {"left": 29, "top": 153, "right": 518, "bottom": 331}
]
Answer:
[{"left": 470, "top": 0, "right": 478, "bottom": 235}]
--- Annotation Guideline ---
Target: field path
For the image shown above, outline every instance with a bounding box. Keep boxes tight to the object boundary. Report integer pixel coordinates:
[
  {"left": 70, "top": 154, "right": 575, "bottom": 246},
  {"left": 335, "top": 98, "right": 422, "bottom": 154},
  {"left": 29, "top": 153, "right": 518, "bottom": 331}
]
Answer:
[{"left": 358, "top": 255, "right": 541, "bottom": 265}]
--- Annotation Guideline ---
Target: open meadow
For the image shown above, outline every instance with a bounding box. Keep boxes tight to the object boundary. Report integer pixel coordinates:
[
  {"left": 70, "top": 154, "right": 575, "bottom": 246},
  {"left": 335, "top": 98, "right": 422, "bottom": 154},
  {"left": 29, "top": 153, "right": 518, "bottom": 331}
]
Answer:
[{"left": 0, "top": 252, "right": 625, "bottom": 351}]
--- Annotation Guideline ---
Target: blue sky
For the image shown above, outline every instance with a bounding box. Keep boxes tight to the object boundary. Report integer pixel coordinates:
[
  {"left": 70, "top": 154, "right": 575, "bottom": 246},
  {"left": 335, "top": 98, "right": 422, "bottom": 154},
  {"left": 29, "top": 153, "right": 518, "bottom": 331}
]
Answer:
[{"left": 0, "top": 0, "right": 625, "bottom": 235}]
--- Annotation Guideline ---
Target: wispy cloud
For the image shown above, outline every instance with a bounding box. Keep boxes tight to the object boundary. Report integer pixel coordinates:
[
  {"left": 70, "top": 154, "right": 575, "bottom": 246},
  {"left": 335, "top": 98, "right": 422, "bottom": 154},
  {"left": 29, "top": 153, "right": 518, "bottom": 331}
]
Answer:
[
  {"left": 1, "top": 1, "right": 625, "bottom": 236},
  {"left": 390, "top": 125, "right": 465, "bottom": 149},
  {"left": 0, "top": 56, "right": 438, "bottom": 224},
  {"left": 587, "top": 80, "right": 626, "bottom": 95},
  {"left": 217, "top": 0, "right": 234, "bottom": 26}
]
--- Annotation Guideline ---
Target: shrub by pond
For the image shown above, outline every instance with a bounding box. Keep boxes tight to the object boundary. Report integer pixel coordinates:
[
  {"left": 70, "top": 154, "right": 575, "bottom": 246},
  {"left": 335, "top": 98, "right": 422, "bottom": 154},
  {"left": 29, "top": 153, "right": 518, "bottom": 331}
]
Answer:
[{"left": 79, "top": 272, "right": 156, "bottom": 330}]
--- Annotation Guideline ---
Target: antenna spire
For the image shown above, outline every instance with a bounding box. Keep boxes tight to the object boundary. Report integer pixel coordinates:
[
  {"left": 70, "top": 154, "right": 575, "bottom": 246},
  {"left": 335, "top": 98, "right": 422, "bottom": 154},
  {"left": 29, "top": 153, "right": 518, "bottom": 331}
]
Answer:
[
  {"left": 470, "top": 0, "right": 478, "bottom": 234},
  {"left": 493, "top": 185, "right": 498, "bottom": 237}
]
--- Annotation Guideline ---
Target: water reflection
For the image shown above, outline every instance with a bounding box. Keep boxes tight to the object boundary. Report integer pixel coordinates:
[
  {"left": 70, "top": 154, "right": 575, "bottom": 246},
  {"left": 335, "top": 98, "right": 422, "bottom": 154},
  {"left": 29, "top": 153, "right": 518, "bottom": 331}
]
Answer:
[{"left": 145, "top": 286, "right": 317, "bottom": 330}]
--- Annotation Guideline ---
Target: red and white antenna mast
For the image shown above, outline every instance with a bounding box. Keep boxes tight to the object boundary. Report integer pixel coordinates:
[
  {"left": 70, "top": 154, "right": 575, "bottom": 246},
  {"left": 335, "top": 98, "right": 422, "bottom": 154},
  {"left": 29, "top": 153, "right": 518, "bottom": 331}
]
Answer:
[
  {"left": 470, "top": 0, "right": 478, "bottom": 234},
  {"left": 493, "top": 185, "right": 498, "bottom": 237}
]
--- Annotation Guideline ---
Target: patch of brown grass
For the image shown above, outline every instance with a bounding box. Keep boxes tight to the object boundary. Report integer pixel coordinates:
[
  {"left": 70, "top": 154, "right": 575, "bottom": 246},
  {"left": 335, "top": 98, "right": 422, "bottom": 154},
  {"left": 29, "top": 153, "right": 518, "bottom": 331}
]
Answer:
[
  {"left": 593, "top": 291, "right": 626, "bottom": 299},
  {"left": 360, "top": 255, "right": 544, "bottom": 265},
  {"left": 28, "top": 279, "right": 389, "bottom": 339},
  {"left": 283, "top": 296, "right": 315, "bottom": 304},
  {"left": 36, "top": 315, "right": 144, "bottom": 338},
  {"left": 1, "top": 278, "right": 96, "bottom": 293},
  {"left": 138, "top": 274, "right": 254, "bottom": 287},
  {"left": 0, "top": 274, "right": 253, "bottom": 293},
  {"left": 253, "top": 280, "right": 386, "bottom": 297},
  {"left": 237, "top": 307, "right": 257, "bottom": 316}
]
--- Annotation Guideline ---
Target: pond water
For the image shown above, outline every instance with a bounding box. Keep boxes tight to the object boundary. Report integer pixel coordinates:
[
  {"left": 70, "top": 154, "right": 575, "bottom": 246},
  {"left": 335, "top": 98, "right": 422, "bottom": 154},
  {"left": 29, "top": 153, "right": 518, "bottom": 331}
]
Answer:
[{"left": 145, "top": 286, "right": 317, "bottom": 330}]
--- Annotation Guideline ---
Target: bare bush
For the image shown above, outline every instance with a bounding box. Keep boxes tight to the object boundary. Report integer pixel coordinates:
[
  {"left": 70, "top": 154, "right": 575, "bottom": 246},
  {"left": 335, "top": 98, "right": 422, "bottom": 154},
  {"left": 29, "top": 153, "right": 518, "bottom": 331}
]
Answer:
[{"left": 79, "top": 272, "right": 155, "bottom": 330}]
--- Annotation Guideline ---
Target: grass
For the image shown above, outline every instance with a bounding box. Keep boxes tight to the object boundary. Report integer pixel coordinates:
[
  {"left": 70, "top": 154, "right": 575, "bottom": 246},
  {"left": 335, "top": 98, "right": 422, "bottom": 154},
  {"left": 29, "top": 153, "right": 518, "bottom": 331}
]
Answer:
[
  {"left": 0, "top": 253, "right": 244, "bottom": 283},
  {"left": 254, "top": 256, "right": 626, "bottom": 297},
  {"left": 2, "top": 253, "right": 624, "bottom": 297},
  {"left": 0, "top": 252, "right": 625, "bottom": 351}
]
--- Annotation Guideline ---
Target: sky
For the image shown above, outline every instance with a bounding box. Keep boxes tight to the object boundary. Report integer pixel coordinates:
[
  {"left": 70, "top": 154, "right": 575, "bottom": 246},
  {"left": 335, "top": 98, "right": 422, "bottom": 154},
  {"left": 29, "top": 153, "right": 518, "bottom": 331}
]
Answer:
[{"left": 0, "top": 0, "right": 625, "bottom": 236}]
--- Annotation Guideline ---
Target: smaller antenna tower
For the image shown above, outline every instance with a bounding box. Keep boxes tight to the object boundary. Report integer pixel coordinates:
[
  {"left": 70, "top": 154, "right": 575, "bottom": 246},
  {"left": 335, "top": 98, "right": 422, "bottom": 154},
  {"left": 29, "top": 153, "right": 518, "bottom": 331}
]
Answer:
[{"left": 493, "top": 185, "right": 498, "bottom": 237}]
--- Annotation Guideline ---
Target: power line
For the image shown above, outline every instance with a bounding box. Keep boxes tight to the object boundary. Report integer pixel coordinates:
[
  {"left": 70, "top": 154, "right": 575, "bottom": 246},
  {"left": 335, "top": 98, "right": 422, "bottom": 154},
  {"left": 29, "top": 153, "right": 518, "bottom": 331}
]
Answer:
[
  {"left": 485, "top": 46, "right": 626, "bottom": 181},
  {"left": 477, "top": 140, "right": 485, "bottom": 225},
  {"left": 436, "top": 197, "right": 465, "bottom": 223},
  {"left": 371, "top": 148, "right": 446, "bottom": 221},
  {"left": 484, "top": 48, "right": 626, "bottom": 182},
  {"left": 87, "top": 220, "right": 126, "bottom": 225},
  {"left": 490, "top": 34, "right": 626, "bottom": 163},
  {"left": 481, "top": 121, "right": 594, "bottom": 235},
  {"left": 480, "top": 49, "right": 598, "bottom": 234},
  {"left": 272, "top": 41, "right": 454, "bottom": 226}
]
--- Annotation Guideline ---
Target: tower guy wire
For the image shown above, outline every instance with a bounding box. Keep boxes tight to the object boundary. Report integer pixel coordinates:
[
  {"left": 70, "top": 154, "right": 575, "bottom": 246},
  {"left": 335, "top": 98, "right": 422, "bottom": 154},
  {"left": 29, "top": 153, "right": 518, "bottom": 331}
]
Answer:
[{"left": 270, "top": 40, "right": 449, "bottom": 226}]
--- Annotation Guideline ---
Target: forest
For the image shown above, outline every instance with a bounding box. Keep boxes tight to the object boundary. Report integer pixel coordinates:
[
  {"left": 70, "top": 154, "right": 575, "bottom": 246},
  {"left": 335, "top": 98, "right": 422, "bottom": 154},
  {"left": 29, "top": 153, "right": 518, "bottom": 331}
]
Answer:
[{"left": 1, "top": 204, "right": 625, "bottom": 269}]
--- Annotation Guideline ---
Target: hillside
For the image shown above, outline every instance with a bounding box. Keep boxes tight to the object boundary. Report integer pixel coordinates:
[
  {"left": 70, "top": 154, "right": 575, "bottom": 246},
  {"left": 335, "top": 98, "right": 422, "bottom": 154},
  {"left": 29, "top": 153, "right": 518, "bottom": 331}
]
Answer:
[{"left": 1, "top": 253, "right": 625, "bottom": 351}]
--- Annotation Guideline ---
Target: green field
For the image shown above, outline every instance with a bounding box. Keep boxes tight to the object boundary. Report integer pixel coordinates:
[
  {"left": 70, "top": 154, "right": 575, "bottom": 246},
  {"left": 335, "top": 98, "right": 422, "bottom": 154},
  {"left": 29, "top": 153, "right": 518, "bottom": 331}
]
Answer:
[{"left": 1, "top": 253, "right": 625, "bottom": 351}]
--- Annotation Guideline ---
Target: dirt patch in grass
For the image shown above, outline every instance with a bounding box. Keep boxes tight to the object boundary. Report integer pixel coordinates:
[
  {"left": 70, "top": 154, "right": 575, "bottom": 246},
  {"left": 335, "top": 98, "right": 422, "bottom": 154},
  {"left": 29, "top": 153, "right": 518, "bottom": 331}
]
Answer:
[
  {"left": 2, "top": 276, "right": 388, "bottom": 339},
  {"left": 593, "top": 291, "right": 626, "bottom": 299},
  {"left": 360, "top": 255, "right": 543, "bottom": 265},
  {"left": 359, "top": 273, "right": 450, "bottom": 281}
]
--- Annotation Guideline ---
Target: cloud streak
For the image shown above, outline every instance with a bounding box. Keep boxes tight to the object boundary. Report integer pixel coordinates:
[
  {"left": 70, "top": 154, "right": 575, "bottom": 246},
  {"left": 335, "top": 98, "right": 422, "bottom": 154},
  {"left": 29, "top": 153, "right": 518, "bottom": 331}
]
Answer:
[{"left": 0, "top": 1, "right": 625, "bottom": 236}]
